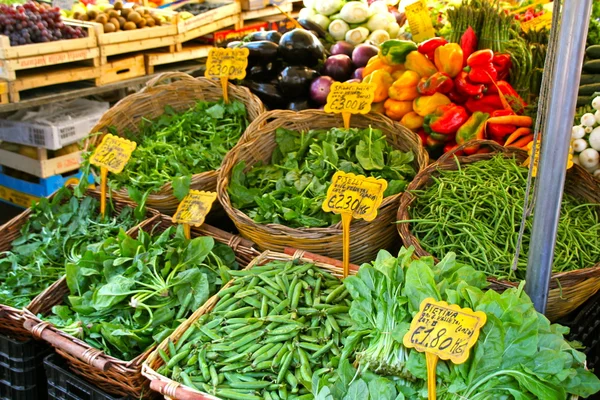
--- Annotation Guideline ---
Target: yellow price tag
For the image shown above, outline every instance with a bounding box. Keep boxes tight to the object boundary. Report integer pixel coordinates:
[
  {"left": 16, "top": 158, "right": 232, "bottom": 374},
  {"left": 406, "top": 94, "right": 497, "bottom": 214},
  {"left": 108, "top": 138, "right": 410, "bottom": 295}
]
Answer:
[
  {"left": 523, "top": 140, "right": 573, "bottom": 178},
  {"left": 90, "top": 134, "right": 136, "bottom": 217},
  {"left": 520, "top": 12, "right": 552, "bottom": 32},
  {"left": 404, "top": 298, "right": 487, "bottom": 400},
  {"left": 405, "top": 0, "right": 436, "bottom": 43},
  {"left": 205, "top": 48, "right": 249, "bottom": 104},
  {"left": 172, "top": 190, "right": 217, "bottom": 239},
  {"left": 324, "top": 82, "right": 376, "bottom": 129},
  {"left": 322, "top": 171, "right": 387, "bottom": 277}
]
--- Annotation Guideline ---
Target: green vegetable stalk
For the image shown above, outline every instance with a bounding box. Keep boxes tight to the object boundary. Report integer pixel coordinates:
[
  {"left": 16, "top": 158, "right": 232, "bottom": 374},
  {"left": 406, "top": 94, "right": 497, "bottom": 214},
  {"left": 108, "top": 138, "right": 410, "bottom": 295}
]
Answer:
[
  {"left": 0, "top": 188, "right": 142, "bottom": 309},
  {"left": 43, "top": 225, "right": 238, "bottom": 361}
]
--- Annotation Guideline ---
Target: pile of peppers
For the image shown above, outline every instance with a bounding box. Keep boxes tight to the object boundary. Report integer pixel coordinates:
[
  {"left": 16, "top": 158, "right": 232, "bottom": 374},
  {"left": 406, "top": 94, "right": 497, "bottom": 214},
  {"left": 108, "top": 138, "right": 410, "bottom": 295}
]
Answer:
[{"left": 362, "top": 30, "right": 532, "bottom": 158}]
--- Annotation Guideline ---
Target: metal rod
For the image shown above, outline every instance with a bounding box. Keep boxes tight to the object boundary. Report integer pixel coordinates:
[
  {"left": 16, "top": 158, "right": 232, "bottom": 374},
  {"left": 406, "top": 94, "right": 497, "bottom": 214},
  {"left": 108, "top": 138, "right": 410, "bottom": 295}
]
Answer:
[{"left": 525, "top": 0, "right": 593, "bottom": 313}]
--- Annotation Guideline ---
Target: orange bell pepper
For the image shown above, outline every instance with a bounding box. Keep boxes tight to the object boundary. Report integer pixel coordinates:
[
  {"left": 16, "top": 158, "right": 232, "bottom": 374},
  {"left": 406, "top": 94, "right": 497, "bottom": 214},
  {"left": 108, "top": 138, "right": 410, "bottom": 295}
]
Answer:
[
  {"left": 388, "top": 70, "right": 420, "bottom": 101},
  {"left": 405, "top": 51, "right": 438, "bottom": 78},
  {"left": 363, "top": 69, "right": 394, "bottom": 103},
  {"left": 384, "top": 98, "right": 413, "bottom": 121},
  {"left": 370, "top": 101, "right": 386, "bottom": 114},
  {"left": 413, "top": 93, "right": 451, "bottom": 117},
  {"left": 434, "top": 43, "right": 464, "bottom": 78},
  {"left": 400, "top": 112, "right": 424, "bottom": 131}
]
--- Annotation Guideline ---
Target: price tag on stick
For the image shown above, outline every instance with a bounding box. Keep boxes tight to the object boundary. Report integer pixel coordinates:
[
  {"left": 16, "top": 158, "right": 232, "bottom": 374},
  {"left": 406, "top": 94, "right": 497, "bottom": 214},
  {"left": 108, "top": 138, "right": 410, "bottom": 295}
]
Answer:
[
  {"left": 172, "top": 190, "right": 217, "bottom": 239},
  {"left": 324, "top": 82, "right": 376, "bottom": 128},
  {"left": 205, "top": 48, "right": 249, "bottom": 104},
  {"left": 403, "top": 298, "right": 487, "bottom": 400},
  {"left": 405, "top": 0, "right": 436, "bottom": 43},
  {"left": 322, "top": 171, "right": 387, "bottom": 277},
  {"left": 89, "top": 134, "right": 136, "bottom": 217}
]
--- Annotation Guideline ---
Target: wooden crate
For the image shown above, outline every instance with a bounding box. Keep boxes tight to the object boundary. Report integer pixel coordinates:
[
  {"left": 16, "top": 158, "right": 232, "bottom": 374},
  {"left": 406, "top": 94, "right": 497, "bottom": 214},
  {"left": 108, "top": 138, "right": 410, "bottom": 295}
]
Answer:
[
  {"left": 171, "top": 1, "right": 241, "bottom": 50},
  {"left": 241, "top": 2, "right": 293, "bottom": 25},
  {"left": 97, "top": 54, "right": 146, "bottom": 85},
  {"left": 0, "top": 81, "right": 7, "bottom": 104},
  {"left": 145, "top": 44, "right": 210, "bottom": 74},
  {"left": 0, "top": 148, "right": 82, "bottom": 178}
]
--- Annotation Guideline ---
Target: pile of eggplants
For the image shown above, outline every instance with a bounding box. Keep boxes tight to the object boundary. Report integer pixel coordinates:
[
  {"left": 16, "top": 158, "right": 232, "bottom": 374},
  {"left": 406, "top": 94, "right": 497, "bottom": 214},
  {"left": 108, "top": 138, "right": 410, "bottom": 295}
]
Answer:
[{"left": 230, "top": 21, "right": 379, "bottom": 111}]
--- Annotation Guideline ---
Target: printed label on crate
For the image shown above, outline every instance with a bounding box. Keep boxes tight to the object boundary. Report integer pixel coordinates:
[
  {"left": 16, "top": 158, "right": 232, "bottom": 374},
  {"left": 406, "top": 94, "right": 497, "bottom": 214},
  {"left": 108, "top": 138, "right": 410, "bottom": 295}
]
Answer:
[
  {"left": 322, "top": 171, "right": 387, "bottom": 222},
  {"left": 324, "top": 82, "right": 376, "bottom": 115},
  {"left": 520, "top": 12, "right": 552, "bottom": 32},
  {"left": 89, "top": 134, "right": 137, "bottom": 174},
  {"left": 172, "top": 190, "right": 217, "bottom": 227},
  {"left": 403, "top": 298, "right": 487, "bottom": 364},
  {"left": 205, "top": 48, "right": 249, "bottom": 80},
  {"left": 405, "top": 0, "right": 436, "bottom": 43},
  {"left": 0, "top": 185, "right": 39, "bottom": 208}
]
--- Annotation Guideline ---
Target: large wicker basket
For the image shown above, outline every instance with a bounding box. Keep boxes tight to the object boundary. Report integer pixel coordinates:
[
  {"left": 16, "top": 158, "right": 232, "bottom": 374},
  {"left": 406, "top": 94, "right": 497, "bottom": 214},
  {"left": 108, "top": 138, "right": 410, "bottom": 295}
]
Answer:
[
  {"left": 22, "top": 215, "right": 259, "bottom": 399},
  {"left": 397, "top": 140, "right": 600, "bottom": 321},
  {"left": 217, "top": 110, "right": 429, "bottom": 264},
  {"left": 87, "top": 72, "right": 265, "bottom": 214},
  {"left": 0, "top": 188, "right": 159, "bottom": 342},
  {"left": 142, "top": 250, "right": 351, "bottom": 400}
]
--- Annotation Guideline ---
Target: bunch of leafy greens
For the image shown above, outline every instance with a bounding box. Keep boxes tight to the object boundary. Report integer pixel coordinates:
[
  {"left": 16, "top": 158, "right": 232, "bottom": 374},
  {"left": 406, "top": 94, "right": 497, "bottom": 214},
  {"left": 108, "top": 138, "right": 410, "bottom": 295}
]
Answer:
[
  {"left": 228, "top": 126, "right": 415, "bottom": 228},
  {"left": 43, "top": 225, "right": 238, "bottom": 361},
  {"left": 93, "top": 100, "right": 249, "bottom": 204},
  {"left": 314, "top": 247, "right": 600, "bottom": 400},
  {"left": 588, "top": 1, "right": 600, "bottom": 46},
  {"left": 0, "top": 188, "right": 141, "bottom": 309}
]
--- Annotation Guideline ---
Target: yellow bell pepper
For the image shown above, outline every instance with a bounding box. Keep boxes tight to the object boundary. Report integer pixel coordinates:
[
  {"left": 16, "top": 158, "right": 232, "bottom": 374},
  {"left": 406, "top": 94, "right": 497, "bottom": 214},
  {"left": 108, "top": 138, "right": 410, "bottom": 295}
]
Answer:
[
  {"left": 363, "top": 69, "right": 394, "bottom": 103},
  {"left": 405, "top": 51, "right": 438, "bottom": 78},
  {"left": 413, "top": 93, "right": 451, "bottom": 117},
  {"left": 388, "top": 70, "right": 420, "bottom": 101},
  {"left": 391, "top": 68, "right": 406, "bottom": 80},
  {"left": 400, "top": 112, "right": 424, "bottom": 131},
  {"left": 371, "top": 101, "right": 385, "bottom": 114},
  {"left": 384, "top": 98, "right": 413, "bottom": 121},
  {"left": 363, "top": 56, "right": 405, "bottom": 79},
  {"left": 434, "top": 43, "right": 464, "bottom": 78}
]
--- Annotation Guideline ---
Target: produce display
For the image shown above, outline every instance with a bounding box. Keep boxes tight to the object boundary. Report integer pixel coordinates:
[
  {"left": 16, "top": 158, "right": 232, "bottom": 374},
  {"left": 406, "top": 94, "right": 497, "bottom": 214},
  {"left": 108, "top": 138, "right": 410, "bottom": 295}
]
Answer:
[
  {"left": 588, "top": 0, "right": 600, "bottom": 47},
  {"left": 91, "top": 100, "right": 249, "bottom": 203},
  {"left": 70, "top": 1, "right": 170, "bottom": 32},
  {"left": 228, "top": 126, "right": 415, "bottom": 227},
  {"left": 0, "top": 2, "right": 88, "bottom": 46},
  {"left": 579, "top": 46, "right": 600, "bottom": 107},
  {"left": 158, "top": 259, "right": 350, "bottom": 398},
  {"left": 400, "top": 155, "right": 600, "bottom": 280},
  {"left": 0, "top": 188, "right": 143, "bottom": 309},
  {"left": 43, "top": 225, "right": 239, "bottom": 360},
  {"left": 571, "top": 96, "right": 600, "bottom": 178}
]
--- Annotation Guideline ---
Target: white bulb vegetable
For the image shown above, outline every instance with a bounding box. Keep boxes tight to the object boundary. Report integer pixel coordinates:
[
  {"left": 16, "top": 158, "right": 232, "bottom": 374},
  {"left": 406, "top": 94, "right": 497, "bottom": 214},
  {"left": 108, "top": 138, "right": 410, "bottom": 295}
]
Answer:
[
  {"left": 585, "top": 126, "right": 593, "bottom": 134},
  {"left": 572, "top": 125, "right": 585, "bottom": 139},
  {"left": 594, "top": 169, "right": 600, "bottom": 178},
  {"left": 592, "top": 96, "right": 600, "bottom": 111},
  {"left": 572, "top": 154, "right": 580, "bottom": 165},
  {"left": 582, "top": 113, "right": 596, "bottom": 127},
  {"left": 578, "top": 148, "right": 600, "bottom": 170},
  {"left": 572, "top": 138, "right": 588, "bottom": 153},
  {"left": 298, "top": 7, "right": 316, "bottom": 19},
  {"left": 589, "top": 127, "right": 600, "bottom": 151},
  {"left": 369, "top": 1, "right": 388, "bottom": 16},
  {"left": 595, "top": 110, "right": 600, "bottom": 124}
]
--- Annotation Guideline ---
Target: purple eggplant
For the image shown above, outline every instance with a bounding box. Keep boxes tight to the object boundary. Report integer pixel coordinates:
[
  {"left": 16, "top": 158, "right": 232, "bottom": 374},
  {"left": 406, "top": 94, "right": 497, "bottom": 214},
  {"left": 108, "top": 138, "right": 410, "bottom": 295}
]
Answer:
[
  {"left": 352, "top": 67, "right": 365, "bottom": 81},
  {"left": 310, "top": 76, "right": 335, "bottom": 105},
  {"left": 330, "top": 41, "right": 355, "bottom": 58},
  {"left": 352, "top": 44, "right": 379, "bottom": 68},
  {"left": 323, "top": 54, "right": 353, "bottom": 82}
]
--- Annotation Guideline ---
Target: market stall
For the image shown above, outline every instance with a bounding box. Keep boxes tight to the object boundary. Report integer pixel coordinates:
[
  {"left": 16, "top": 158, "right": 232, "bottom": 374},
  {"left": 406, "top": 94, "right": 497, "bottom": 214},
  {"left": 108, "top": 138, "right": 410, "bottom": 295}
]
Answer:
[{"left": 0, "top": 0, "right": 600, "bottom": 399}]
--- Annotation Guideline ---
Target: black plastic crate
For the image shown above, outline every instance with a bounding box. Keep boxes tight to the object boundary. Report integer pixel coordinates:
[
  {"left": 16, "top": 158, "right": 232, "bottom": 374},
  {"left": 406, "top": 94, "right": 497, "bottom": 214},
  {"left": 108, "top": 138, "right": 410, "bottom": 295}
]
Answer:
[
  {"left": 0, "top": 332, "right": 51, "bottom": 400},
  {"left": 561, "top": 290, "right": 600, "bottom": 372},
  {"left": 44, "top": 353, "right": 130, "bottom": 400}
]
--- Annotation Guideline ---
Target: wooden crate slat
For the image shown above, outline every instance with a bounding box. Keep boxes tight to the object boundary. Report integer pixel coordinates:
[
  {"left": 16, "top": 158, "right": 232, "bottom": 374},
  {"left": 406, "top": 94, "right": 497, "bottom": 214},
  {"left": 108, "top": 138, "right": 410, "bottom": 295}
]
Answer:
[
  {"left": 145, "top": 44, "right": 210, "bottom": 74},
  {"left": 100, "top": 36, "right": 176, "bottom": 58},
  {"left": 97, "top": 55, "right": 145, "bottom": 85},
  {"left": 175, "top": 14, "right": 240, "bottom": 47},
  {"left": 241, "top": 2, "right": 292, "bottom": 20},
  {"left": 0, "top": 148, "right": 82, "bottom": 178},
  {"left": 178, "top": 2, "right": 241, "bottom": 33},
  {"left": 0, "top": 48, "right": 100, "bottom": 81}
]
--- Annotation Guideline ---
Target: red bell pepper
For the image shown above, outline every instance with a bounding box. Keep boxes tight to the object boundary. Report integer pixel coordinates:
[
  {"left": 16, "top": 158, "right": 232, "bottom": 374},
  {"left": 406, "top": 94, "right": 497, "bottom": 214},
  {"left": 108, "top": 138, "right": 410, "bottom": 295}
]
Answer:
[
  {"left": 456, "top": 111, "right": 489, "bottom": 153},
  {"left": 465, "top": 94, "right": 504, "bottom": 114},
  {"left": 466, "top": 49, "right": 497, "bottom": 84},
  {"left": 417, "top": 129, "right": 428, "bottom": 145},
  {"left": 467, "top": 49, "right": 494, "bottom": 66},
  {"left": 443, "top": 141, "right": 465, "bottom": 156},
  {"left": 497, "top": 80, "right": 527, "bottom": 114},
  {"left": 417, "top": 72, "right": 454, "bottom": 96},
  {"left": 418, "top": 37, "right": 448, "bottom": 61},
  {"left": 423, "top": 103, "right": 469, "bottom": 135},
  {"left": 492, "top": 53, "right": 512, "bottom": 81},
  {"left": 447, "top": 88, "right": 469, "bottom": 104},
  {"left": 460, "top": 27, "right": 477, "bottom": 67},
  {"left": 486, "top": 109, "right": 516, "bottom": 142},
  {"left": 455, "top": 71, "right": 485, "bottom": 97}
]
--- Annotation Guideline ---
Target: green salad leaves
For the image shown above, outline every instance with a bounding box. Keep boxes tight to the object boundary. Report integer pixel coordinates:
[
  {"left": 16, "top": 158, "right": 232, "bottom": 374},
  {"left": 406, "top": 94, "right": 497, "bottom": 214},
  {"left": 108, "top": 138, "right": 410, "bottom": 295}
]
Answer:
[
  {"left": 0, "top": 188, "right": 142, "bottom": 309},
  {"left": 44, "top": 225, "right": 238, "bottom": 360},
  {"left": 229, "top": 126, "right": 415, "bottom": 228},
  {"left": 314, "top": 248, "right": 600, "bottom": 400}
]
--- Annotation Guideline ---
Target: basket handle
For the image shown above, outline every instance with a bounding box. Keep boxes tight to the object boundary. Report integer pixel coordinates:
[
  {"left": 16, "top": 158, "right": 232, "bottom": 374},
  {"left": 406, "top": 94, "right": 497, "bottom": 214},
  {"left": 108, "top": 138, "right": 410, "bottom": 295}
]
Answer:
[
  {"left": 436, "top": 139, "right": 507, "bottom": 164},
  {"left": 150, "top": 380, "right": 220, "bottom": 400},
  {"left": 23, "top": 319, "right": 112, "bottom": 372},
  {"left": 144, "top": 72, "right": 197, "bottom": 89},
  {"left": 284, "top": 247, "right": 360, "bottom": 273}
]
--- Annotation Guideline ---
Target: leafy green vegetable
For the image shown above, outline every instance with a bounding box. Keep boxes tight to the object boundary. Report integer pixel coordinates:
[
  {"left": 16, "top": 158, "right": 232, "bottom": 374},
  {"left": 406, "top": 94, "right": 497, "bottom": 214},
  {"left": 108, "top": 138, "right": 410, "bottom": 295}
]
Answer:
[
  {"left": 0, "top": 188, "right": 141, "bottom": 308},
  {"left": 43, "top": 225, "right": 238, "bottom": 361},
  {"left": 315, "top": 248, "right": 600, "bottom": 399},
  {"left": 89, "top": 100, "right": 249, "bottom": 201},
  {"left": 228, "top": 126, "right": 415, "bottom": 228},
  {"left": 588, "top": 2, "right": 600, "bottom": 46}
]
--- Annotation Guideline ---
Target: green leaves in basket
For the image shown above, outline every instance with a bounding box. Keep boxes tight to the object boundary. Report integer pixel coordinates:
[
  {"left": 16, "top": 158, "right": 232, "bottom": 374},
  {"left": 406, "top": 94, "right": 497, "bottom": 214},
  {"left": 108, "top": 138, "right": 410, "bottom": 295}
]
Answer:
[
  {"left": 228, "top": 126, "right": 416, "bottom": 228},
  {"left": 43, "top": 225, "right": 239, "bottom": 361},
  {"left": 0, "top": 187, "right": 142, "bottom": 309}
]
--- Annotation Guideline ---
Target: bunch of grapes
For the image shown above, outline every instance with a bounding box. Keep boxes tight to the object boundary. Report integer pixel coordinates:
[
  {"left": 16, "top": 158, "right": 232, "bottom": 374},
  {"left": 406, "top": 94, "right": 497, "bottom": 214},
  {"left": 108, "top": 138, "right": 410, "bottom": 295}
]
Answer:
[{"left": 0, "top": 2, "right": 87, "bottom": 46}]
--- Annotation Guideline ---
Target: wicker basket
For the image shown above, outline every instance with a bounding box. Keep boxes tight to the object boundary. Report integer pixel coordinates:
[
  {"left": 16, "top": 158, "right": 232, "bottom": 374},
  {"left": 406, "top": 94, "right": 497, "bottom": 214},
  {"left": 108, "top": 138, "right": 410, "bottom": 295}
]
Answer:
[
  {"left": 217, "top": 110, "right": 429, "bottom": 264},
  {"left": 0, "top": 188, "right": 159, "bottom": 342},
  {"left": 87, "top": 72, "right": 265, "bottom": 214},
  {"left": 142, "top": 250, "right": 350, "bottom": 400},
  {"left": 22, "top": 215, "right": 259, "bottom": 399},
  {"left": 397, "top": 140, "right": 600, "bottom": 321}
]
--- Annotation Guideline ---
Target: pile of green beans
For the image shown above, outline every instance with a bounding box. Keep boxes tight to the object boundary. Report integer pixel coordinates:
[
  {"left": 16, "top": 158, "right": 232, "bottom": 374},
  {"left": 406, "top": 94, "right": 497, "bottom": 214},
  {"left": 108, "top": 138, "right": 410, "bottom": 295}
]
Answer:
[
  {"left": 401, "top": 155, "right": 600, "bottom": 281},
  {"left": 157, "top": 260, "right": 352, "bottom": 400}
]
